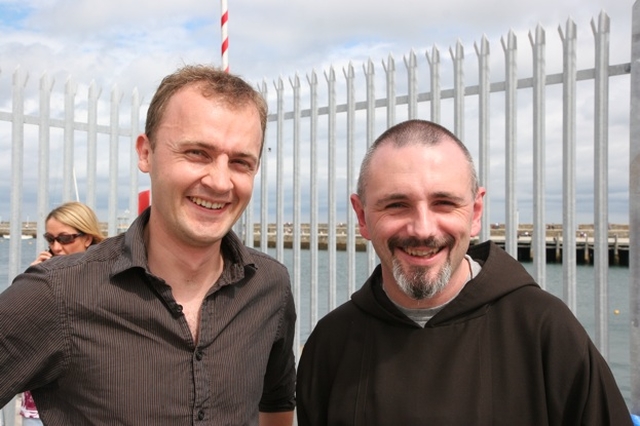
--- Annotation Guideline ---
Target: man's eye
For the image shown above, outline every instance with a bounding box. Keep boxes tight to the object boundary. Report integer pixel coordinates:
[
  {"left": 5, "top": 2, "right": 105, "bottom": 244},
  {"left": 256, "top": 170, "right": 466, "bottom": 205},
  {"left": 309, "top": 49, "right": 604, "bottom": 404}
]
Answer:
[
  {"left": 434, "top": 200, "right": 457, "bottom": 208},
  {"left": 232, "top": 159, "right": 256, "bottom": 170},
  {"left": 185, "top": 150, "right": 208, "bottom": 159},
  {"left": 385, "top": 202, "right": 405, "bottom": 209}
]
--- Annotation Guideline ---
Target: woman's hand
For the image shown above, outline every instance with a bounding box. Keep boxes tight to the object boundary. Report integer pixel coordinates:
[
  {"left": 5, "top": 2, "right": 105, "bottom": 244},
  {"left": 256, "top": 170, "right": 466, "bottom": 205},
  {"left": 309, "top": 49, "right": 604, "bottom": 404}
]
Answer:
[{"left": 31, "top": 250, "right": 53, "bottom": 265}]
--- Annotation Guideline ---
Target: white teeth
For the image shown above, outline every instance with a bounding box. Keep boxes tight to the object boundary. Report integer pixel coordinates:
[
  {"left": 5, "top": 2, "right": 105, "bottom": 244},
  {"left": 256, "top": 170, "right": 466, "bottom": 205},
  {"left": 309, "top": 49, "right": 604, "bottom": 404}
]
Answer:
[
  {"left": 190, "top": 197, "right": 224, "bottom": 210},
  {"left": 405, "top": 248, "right": 438, "bottom": 257}
]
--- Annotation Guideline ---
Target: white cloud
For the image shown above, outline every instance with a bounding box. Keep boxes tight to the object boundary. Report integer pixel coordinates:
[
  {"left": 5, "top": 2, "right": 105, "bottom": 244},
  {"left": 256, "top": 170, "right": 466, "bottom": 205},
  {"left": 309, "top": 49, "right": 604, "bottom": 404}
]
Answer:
[{"left": 0, "top": 0, "right": 633, "bottom": 225}]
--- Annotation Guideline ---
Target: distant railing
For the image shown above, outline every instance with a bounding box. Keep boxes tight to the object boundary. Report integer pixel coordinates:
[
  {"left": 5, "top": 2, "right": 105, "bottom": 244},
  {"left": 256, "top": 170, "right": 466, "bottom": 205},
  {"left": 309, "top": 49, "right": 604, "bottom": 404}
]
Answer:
[
  {"left": 0, "top": 3, "right": 638, "bottom": 423},
  {"left": 237, "top": 9, "right": 635, "bottom": 360}
]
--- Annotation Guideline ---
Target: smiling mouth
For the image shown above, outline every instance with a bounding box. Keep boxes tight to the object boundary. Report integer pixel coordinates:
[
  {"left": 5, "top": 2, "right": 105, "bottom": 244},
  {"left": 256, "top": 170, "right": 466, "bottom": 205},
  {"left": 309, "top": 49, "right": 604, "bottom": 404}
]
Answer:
[
  {"left": 402, "top": 247, "right": 441, "bottom": 258},
  {"left": 189, "top": 196, "right": 225, "bottom": 210},
  {"left": 389, "top": 236, "right": 453, "bottom": 260}
]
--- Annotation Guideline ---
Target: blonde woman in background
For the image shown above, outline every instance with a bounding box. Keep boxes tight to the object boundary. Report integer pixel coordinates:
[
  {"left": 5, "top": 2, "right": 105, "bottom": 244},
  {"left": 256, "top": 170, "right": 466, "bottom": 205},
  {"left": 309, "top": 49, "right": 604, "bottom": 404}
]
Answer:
[
  {"left": 31, "top": 201, "right": 104, "bottom": 265},
  {"left": 21, "top": 201, "right": 104, "bottom": 425}
]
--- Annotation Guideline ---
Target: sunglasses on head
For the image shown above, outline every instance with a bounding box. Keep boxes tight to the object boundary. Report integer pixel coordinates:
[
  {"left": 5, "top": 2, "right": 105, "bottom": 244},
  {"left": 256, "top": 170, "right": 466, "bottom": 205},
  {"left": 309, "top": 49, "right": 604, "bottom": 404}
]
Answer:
[{"left": 43, "top": 232, "right": 84, "bottom": 245}]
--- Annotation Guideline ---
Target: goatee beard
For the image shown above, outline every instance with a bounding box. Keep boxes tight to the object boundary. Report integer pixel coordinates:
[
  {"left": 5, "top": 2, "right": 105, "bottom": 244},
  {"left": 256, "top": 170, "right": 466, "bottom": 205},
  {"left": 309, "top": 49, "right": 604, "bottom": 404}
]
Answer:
[
  {"left": 388, "top": 235, "right": 454, "bottom": 300},
  {"left": 392, "top": 258, "right": 452, "bottom": 300}
]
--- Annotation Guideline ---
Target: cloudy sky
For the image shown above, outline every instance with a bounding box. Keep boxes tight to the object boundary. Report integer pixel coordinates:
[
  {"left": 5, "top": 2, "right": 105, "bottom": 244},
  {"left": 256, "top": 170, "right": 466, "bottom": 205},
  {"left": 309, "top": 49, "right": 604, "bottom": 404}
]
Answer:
[{"left": 0, "top": 0, "right": 634, "bottom": 226}]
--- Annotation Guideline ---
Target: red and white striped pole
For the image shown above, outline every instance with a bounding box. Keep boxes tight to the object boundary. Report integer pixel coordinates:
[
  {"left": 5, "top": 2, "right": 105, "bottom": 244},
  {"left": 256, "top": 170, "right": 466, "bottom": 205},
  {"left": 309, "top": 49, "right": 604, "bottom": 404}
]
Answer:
[{"left": 221, "top": 0, "right": 229, "bottom": 72}]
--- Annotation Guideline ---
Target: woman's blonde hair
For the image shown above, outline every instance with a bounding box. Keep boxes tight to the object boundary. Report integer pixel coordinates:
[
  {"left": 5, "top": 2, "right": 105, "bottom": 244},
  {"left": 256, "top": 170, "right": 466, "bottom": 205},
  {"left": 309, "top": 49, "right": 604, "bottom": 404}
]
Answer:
[{"left": 46, "top": 202, "right": 105, "bottom": 245}]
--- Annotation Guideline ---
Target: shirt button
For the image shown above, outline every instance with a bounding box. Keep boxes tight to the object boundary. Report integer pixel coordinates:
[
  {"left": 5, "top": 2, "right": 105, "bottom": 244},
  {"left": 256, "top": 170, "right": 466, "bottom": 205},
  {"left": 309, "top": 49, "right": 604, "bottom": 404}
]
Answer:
[
  {"left": 195, "top": 350, "right": 203, "bottom": 361},
  {"left": 197, "top": 410, "right": 205, "bottom": 420},
  {"left": 175, "top": 304, "right": 183, "bottom": 314}
]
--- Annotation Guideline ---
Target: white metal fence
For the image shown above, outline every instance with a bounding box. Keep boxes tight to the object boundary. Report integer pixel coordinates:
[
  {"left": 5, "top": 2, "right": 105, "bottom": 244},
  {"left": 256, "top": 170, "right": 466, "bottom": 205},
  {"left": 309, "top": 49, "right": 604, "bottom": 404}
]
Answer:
[{"left": 1, "top": 4, "right": 639, "bottom": 422}]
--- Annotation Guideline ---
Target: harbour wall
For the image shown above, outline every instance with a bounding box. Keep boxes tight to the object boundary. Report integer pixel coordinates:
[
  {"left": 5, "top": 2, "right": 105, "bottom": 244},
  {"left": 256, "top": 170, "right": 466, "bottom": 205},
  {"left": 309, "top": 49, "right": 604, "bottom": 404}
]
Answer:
[
  {"left": 1, "top": 222, "right": 630, "bottom": 266},
  {"left": 254, "top": 223, "right": 630, "bottom": 266}
]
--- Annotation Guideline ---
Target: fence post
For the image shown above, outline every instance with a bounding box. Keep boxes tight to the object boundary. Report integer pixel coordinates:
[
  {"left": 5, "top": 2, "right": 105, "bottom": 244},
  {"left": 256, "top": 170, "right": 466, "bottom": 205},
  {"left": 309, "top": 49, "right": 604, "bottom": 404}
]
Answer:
[
  {"left": 629, "top": 0, "right": 640, "bottom": 415},
  {"left": 36, "top": 73, "right": 54, "bottom": 255},
  {"left": 63, "top": 77, "right": 77, "bottom": 202},
  {"left": 306, "top": 70, "right": 319, "bottom": 328},
  {"left": 290, "top": 73, "right": 302, "bottom": 361},
  {"left": 450, "top": 41, "right": 465, "bottom": 139},
  {"left": 86, "top": 81, "right": 100, "bottom": 212},
  {"left": 382, "top": 55, "right": 396, "bottom": 127},
  {"left": 404, "top": 50, "right": 418, "bottom": 119},
  {"left": 592, "top": 11, "right": 610, "bottom": 359},
  {"left": 325, "top": 67, "right": 337, "bottom": 311},
  {"left": 259, "top": 80, "right": 270, "bottom": 253},
  {"left": 8, "top": 68, "right": 28, "bottom": 287},
  {"left": 502, "top": 30, "right": 518, "bottom": 258},
  {"left": 3, "top": 65, "right": 27, "bottom": 426},
  {"left": 529, "top": 25, "right": 547, "bottom": 289},
  {"left": 107, "top": 85, "right": 123, "bottom": 236},
  {"left": 128, "top": 88, "right": 141, "bottom": 225},
  {"left": 559, "top": 19, "right": 578, "bottom": 314},
  {"left": 363, "top": 60, "right": 377, "bottom": 273},
  {"left": 343, "top": 63, "right": 357, "bottom": 296},
  {"left": 274, "top": 76, "right": 284, "bottom": 262},
  {"left": 475, "top": 36, "right": 491, "bottom": 244},
  {"left": 426, "top": 46, "right": 441, "bottom": 123}
]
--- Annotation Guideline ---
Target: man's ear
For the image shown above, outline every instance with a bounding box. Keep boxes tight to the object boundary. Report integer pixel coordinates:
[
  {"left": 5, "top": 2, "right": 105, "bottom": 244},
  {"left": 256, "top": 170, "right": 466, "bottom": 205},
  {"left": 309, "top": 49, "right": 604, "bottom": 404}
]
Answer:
[
  {"left": 350, "top": 194, "right": 371, "bottom": 241},
  {"left": 470, "top": 187, "right": 486, "bottom": 237},
  {"left": 136, "top": 134, "right": 152, "bottom": 173}
]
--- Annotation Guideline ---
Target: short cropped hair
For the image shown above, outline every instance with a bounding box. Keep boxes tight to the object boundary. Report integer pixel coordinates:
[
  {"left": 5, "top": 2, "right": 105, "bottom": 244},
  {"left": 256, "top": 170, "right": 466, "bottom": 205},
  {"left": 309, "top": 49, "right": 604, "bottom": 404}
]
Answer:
[
  {"left": 356, "top": 119, "right": 479, "bottom": 204},
  {"left": 144, "top": 64, "right": 268, "bottom": 153}
]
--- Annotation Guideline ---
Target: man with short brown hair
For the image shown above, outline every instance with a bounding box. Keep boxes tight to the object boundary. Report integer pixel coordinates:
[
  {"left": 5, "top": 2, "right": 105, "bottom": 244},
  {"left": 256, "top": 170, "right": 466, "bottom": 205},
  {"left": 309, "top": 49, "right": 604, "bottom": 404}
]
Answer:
[{"left": 0, "top": 65, "right": 296, "bottom": 426}]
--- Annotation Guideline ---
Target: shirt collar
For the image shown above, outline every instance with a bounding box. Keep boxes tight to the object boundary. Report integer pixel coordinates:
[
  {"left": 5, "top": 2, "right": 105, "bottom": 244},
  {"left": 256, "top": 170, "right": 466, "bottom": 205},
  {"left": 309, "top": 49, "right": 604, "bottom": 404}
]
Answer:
[{"left": 111, "top": 207, "right": 256, "bottom": 285}]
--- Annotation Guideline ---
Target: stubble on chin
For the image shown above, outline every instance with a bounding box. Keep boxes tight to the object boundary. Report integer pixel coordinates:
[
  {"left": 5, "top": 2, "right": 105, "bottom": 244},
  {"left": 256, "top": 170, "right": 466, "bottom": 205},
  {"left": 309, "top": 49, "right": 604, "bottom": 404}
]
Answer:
[{"left": 392, "top": 256, "right": 452, "bottom": 300}]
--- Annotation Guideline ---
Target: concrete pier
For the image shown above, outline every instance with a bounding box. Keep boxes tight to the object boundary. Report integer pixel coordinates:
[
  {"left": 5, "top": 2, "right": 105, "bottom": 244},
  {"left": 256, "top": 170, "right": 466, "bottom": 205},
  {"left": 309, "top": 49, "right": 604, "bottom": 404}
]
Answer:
[
  {"left": 0, "top": 221, "right": 630, "bottom": 266},
  {"left": 251, "top": 222, "right": 629, "bottom": 266}
]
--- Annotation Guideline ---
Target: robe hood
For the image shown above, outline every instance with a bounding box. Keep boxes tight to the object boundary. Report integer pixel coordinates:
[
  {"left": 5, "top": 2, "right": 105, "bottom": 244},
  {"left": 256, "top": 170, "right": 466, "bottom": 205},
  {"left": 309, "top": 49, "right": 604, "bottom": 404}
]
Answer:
[{"left": 350, "top": 240, "right": 539, "bottom": 327}]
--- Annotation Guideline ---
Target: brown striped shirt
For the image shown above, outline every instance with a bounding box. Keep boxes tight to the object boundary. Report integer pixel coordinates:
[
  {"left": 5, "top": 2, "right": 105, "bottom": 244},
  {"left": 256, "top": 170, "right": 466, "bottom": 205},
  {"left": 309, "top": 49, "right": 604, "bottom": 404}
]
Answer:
[{"left": 0, "top": 209, "right": 296, "bottom": 425}]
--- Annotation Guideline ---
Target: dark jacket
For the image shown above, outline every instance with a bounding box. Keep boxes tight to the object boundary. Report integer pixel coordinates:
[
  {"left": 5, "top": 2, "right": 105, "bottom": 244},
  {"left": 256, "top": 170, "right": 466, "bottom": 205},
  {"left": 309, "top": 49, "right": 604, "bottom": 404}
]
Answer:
[{"left": 297, "top": 241, "right": 631, "bottom": 426}]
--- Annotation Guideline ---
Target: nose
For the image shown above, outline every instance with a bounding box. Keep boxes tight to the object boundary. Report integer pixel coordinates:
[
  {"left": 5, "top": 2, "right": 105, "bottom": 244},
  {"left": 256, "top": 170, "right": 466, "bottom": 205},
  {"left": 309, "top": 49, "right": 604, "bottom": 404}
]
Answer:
[
  {"left": 407, "top": 206, "right": 436, "bottom": 238},
  {"left": 201, "top": 157, "right": 234, "bottom": 193},
  {"left": 49, "top": 241, "right": 63, "bottom": 254}
]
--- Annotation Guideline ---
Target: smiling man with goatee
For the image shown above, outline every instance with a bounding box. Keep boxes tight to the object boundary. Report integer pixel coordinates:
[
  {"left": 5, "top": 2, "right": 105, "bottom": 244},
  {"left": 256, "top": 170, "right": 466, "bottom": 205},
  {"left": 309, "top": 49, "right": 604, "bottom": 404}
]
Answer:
[{"left": 296, "top": 119, "right": 631, "bottom": 426}]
